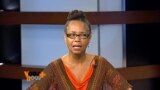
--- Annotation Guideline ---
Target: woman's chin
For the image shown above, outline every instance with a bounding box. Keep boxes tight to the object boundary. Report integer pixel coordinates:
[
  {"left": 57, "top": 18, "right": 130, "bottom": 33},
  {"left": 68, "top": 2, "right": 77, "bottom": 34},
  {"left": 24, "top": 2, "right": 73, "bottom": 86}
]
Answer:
[{"left": 72, "top": 51, "right": 84, "bottom": 55}]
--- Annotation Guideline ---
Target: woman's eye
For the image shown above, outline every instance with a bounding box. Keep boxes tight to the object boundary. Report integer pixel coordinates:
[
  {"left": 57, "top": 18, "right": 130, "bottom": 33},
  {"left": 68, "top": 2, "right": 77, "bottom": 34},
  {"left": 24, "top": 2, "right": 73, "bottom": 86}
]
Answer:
[
  {"left": 71, "top": 34, "right": 76, "bottom": 36},
  {"left": 82, "top": 34, "right": 89, "bottom": 37},
  {"left": 83, "top": 34, "right": 87, "bottom": 36}
]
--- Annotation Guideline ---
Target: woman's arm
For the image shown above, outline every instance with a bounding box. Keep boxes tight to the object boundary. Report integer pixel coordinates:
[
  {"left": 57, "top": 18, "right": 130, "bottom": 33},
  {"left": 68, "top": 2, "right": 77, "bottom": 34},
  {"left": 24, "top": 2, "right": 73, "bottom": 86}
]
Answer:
[
  {"left": 100, "top": 56, "right": 133, "bottom": 90},
  {"left": 27, "top": 63, "right": 55, "bottom": 90}
]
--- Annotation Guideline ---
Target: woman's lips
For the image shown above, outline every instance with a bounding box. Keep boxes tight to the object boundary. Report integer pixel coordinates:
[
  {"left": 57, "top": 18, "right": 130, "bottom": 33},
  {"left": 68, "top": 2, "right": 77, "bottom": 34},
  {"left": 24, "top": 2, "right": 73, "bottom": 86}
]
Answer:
[{"left": 72, "top": 45, "right": 82, "bottom": 50}]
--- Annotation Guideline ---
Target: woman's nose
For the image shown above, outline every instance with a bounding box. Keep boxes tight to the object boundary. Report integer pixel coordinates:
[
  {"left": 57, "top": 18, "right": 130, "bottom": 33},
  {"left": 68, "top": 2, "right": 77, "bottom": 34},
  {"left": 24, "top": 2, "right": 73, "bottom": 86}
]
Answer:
[{"left": 74, "top": 35, "right": 81, "bottom": 42}]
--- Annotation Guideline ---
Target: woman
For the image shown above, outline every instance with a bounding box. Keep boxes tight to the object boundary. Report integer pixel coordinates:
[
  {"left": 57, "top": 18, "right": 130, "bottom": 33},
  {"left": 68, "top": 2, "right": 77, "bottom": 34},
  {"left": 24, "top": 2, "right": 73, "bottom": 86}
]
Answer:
[{"left": 28, "top": 10, "right": 132, "bottom": 90}]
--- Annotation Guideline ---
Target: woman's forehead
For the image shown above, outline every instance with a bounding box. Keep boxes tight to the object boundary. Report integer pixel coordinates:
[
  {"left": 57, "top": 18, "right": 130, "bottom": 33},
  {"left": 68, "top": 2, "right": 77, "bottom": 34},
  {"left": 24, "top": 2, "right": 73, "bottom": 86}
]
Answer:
[
  {"left": 66, "top": 31, "right": 90, "bottom": 34},
  {"left": 67, "top": 21, "right": 89, "bottom": 31}
]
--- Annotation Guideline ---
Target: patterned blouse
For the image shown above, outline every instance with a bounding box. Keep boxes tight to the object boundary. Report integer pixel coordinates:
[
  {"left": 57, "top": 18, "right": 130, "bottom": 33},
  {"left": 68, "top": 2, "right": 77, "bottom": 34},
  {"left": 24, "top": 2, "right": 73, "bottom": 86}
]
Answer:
[{"left": 27, "top": 55, "right": 132, "bottom": 90}]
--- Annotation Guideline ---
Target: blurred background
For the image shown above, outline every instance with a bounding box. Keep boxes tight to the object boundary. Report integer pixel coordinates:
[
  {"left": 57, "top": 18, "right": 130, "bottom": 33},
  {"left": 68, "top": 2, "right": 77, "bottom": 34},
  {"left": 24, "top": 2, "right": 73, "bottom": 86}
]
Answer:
[{"left": 0, "top": 0, "right": 159, "bottom": 90}]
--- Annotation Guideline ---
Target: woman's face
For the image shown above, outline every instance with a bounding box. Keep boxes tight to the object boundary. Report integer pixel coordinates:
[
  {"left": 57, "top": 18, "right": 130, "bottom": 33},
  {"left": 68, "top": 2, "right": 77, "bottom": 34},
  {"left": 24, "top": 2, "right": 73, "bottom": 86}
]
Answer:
[{"left": 65, "top": 20, "right": 91, "bottom": 55}]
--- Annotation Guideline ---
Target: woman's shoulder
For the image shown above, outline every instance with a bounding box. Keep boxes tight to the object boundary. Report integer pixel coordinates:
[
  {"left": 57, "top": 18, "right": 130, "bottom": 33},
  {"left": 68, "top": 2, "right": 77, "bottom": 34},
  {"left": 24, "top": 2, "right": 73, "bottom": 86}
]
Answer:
[
  {"left": 40, "top": 58, "right": 62, "bottom": 73},
  {"left": 41, "top": 58, "right": 63, "bottom": 77},
  {"left": 47, "top": 58, "right": 62, "bottom": 67},
  {"left": 90, "top": 54, "right": 113, "bottom": 67},
  {"left": 87, "top": 54, "right": 109, "bottom": 64},
  {"left": 89, "top": 54, "right": 107, "bottom": 61},
  {"left": 87, "top": 53, "right": 105, "bottom": 59}
]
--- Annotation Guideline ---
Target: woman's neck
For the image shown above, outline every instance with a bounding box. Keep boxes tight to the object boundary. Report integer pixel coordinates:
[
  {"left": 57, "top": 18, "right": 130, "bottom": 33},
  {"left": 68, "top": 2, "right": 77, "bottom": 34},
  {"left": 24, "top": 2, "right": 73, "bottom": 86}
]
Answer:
[{"left": 67, "top": 53, "right": 87, "bottom": 64}]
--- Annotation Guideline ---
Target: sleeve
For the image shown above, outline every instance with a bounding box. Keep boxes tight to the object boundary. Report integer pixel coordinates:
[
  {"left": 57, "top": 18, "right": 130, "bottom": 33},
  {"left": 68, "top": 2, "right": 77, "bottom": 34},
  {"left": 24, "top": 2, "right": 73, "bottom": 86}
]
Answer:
[
  {"left": 27, "top": 63, "right": 56, "bottom": 90},
  {"left": 100, "top": 56, "right": 133, "bottom": 90}
]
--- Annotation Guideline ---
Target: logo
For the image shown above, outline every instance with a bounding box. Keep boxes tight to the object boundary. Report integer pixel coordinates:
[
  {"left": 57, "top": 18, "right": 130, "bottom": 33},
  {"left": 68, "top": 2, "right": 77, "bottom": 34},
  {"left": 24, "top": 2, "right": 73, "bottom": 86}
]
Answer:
[{"left": 24, "top": 71, "right": 46, "bottom": 81}]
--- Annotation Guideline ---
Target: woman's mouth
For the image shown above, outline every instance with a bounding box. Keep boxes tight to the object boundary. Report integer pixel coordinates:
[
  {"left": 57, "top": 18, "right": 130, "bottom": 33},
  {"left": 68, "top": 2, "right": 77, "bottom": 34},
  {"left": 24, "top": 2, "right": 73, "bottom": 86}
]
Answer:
[{"left": 73, "top": 45, "right": 82, "bottom": 50}]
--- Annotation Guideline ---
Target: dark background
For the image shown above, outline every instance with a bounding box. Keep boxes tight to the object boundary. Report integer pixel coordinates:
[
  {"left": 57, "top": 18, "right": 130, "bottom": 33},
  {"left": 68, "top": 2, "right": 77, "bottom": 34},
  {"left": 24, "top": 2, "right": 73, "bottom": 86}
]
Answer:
[
  {"left": 126, "top": 0, "right": 160, "bottom": 90},
  {"left": 0, "top": 0, "right": 21, "bottom": 90}
]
